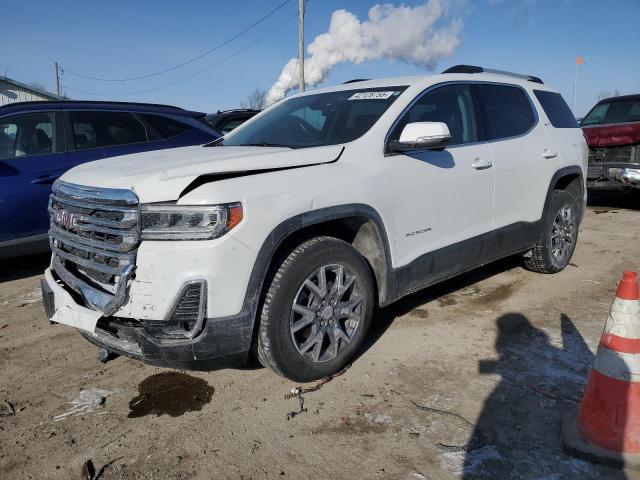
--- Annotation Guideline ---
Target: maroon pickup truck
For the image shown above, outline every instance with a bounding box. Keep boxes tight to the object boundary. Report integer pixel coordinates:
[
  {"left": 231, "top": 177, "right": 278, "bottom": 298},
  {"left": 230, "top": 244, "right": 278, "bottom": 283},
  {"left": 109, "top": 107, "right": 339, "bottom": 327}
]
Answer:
[{"left": 581, "top": 94, "right": 640, "bottom": 190}]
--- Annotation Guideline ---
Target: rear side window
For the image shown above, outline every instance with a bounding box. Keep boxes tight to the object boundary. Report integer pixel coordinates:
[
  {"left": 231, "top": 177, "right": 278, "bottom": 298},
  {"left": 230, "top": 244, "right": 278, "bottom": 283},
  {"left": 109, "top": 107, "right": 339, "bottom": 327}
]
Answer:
[
  {"left": 0, "top": 112, "right": 54, "bottom": 159},
  {"left": 534, "top": 91, "right": 578, "bottom": 128},
  {"left": 140, "top": 113, "right": 190, "bottom": 139},
  {"left": 475, "top": 84, "right": 536, "bottom": 141},
  {"left": 70, "top": 111, "right": 147, "bottom": 150}
]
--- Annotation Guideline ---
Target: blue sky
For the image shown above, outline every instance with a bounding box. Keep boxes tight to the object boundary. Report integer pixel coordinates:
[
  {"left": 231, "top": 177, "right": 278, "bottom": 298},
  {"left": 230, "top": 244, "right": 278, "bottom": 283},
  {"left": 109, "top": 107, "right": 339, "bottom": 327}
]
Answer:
[{"left": 1, "top": 0, "right": 638, "bottom": 116}]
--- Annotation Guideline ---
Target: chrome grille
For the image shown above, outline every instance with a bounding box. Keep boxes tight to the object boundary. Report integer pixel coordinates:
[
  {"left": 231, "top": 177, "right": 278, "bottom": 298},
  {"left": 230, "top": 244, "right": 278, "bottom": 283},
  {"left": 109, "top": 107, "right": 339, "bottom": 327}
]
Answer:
[{"left": 48, "top": 180, "right": 139, "bottom": 315}]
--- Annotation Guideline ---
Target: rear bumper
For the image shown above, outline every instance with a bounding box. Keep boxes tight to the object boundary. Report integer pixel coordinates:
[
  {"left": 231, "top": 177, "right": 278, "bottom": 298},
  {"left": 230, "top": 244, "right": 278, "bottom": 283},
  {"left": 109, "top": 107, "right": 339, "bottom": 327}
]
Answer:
[{"left": 41, "top": 267, "right": 253, "bottom": 370}]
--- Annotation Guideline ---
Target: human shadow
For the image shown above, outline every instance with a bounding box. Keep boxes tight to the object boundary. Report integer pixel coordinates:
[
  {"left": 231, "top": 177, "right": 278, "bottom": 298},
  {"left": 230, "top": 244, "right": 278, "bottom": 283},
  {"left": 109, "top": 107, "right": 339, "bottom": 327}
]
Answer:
[{"left": 463, "top": 313, "right": 627, "bottom": 479}]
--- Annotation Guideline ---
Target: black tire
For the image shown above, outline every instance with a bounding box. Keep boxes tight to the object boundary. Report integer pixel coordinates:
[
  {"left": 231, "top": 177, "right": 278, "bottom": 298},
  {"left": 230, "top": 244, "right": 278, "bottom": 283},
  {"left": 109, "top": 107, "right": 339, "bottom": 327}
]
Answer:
[
  {"left": 256, "top": 236, "right": 374, "bottom": 382},
  {"left": 524, "top": 190, "right": 580, "bottom": 273}
]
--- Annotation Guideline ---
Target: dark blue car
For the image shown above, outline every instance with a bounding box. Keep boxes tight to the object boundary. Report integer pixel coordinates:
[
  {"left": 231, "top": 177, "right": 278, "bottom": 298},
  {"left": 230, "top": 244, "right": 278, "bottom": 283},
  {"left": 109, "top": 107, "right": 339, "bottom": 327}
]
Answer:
[{"left": 0, "top": 100, "right": 220, "bottom": 259}]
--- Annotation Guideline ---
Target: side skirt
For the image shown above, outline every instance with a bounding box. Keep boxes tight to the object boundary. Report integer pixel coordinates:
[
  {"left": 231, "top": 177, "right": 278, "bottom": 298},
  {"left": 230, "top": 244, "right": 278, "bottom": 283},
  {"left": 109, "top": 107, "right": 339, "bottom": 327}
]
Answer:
[{"left": 392, "top": 221, "right": 541, "bottom": 301}]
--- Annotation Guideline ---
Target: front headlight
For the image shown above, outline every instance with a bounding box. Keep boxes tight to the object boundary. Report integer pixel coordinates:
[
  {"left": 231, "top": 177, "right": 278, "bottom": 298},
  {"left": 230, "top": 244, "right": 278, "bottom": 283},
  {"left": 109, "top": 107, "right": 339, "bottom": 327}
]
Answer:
[{"left": 140, "top": 203, "right": 243, "bottom": 240}]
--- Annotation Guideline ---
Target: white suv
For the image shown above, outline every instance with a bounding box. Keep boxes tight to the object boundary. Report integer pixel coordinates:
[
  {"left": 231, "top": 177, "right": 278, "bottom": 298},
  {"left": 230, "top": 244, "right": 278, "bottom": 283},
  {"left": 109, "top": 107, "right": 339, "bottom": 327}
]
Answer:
[{"left": 41, "top": 65, "right": 588, "bottom": 381}]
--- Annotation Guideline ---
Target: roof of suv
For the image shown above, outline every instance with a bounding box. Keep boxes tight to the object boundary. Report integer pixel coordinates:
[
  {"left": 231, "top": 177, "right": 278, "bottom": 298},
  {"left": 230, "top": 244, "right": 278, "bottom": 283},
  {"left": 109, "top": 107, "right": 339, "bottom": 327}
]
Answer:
[
  {"left": 298, "top": 65, "right": 555, "bottom": 97},
  {"left": 0, "top": 100, "right": 206, "bottom": 117}
]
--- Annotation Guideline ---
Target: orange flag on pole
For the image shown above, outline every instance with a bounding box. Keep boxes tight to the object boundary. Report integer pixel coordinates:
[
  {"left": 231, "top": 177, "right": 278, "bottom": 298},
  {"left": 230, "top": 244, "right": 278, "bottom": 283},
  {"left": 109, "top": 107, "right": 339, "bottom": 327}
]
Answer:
[{"left": 576, "top": 56, "right": 585, "bottom": 65}]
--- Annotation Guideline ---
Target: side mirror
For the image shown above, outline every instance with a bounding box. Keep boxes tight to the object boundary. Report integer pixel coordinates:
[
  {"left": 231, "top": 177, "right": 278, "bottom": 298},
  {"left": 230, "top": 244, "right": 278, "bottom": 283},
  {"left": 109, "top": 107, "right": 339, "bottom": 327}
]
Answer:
[{"left": 388, "top": 122, "right": 451, "bottom": 153}]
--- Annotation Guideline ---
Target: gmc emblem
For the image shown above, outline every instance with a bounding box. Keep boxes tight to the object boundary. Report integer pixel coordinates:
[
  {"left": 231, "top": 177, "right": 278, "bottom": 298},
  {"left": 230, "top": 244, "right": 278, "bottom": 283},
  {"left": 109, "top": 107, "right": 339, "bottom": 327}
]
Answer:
[{"left": 54, "top": 209, "right": 79, "bottom": 229}]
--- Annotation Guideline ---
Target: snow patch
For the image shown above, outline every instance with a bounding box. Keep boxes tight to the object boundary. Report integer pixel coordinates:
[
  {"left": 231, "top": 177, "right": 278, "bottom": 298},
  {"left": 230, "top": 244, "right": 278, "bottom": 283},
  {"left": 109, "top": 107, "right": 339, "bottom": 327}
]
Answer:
[
  {"left": 439, "top": 445, "right": 501, "bottom": 476},
  {"left": 53, "top": 387, "right": 121, "bottom": 421}
]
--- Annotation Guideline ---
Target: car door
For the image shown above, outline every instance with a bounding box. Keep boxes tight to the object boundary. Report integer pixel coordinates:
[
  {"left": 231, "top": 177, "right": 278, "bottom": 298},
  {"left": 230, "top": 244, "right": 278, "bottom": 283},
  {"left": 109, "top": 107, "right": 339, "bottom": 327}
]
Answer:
[
  {"left": 384, "top": 83, "right": 494, "bottom": 270},
  {"left": 474, "top": 83, "right": 551, "bottom": 227},
  {"left": 0, "top": 111, "right": 73, "bottom": 243}
]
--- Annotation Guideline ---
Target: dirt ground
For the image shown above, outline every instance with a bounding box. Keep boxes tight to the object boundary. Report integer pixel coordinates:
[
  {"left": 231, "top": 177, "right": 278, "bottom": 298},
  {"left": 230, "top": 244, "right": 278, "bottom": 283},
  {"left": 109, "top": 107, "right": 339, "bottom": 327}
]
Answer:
[{"left": 2, "top": 190, "right": 640, "bottom": 480}]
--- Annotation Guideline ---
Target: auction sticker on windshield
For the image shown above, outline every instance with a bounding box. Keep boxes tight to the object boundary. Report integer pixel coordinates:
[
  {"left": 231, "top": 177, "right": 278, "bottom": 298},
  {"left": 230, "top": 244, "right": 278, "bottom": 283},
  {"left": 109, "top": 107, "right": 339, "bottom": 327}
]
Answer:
[{"left": 348, "top": 91, "right": 397, "bottom": 100}]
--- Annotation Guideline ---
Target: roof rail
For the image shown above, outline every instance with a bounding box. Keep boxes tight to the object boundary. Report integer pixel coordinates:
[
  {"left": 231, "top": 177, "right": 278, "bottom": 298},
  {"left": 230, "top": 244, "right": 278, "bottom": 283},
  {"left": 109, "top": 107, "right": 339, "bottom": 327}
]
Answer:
[
  {"left": 0, "top": 100, "right": 186, "bottom": 110},
  {"left": 342, "top": 79, "right": 370, "bottom": 84},
  {"left": 441, "top": 65, "right": 544, "bottom": 84}
]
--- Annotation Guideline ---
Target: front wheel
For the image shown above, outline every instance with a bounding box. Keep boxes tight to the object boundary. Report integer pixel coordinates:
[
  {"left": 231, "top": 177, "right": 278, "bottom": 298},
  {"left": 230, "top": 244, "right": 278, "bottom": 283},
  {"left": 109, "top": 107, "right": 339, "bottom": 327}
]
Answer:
[
  {"left": 256, "top": 236, "right": 374, "bottom": 382},
  {"left": 524, "top": 190, "right": 580, "bottom": 273}
]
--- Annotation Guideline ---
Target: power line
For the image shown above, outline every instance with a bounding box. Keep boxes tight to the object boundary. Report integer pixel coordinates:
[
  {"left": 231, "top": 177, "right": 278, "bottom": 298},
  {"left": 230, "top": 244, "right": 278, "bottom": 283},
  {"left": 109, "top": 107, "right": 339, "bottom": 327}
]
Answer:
[
  {"left": 62, "top": 13, "right": 297, "bottom": 97},
  {"left": 61, "top": 0, "right": 292, "bottom": 82}
]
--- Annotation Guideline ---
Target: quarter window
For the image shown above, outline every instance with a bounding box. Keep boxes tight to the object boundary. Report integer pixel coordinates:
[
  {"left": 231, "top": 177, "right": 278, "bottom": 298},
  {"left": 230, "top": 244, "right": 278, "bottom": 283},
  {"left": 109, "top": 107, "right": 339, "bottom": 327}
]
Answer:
[
  {"left": 70, "top": 111, "right": 147, "bottom": 150},
  {"left": 0, "top": 112, "right": 54, "bottom": 159},
  {"left": 140, "top": 113, "right": 190, "bottom": 139},
  {"left": 389, "top": 84, "right": 477, "bottom": 147},
  {"left": 533, "top": 90, "right": 578, "bottom": 128},
  {"left": 475, "top": 84, "right": 536, "bottom": 140}
]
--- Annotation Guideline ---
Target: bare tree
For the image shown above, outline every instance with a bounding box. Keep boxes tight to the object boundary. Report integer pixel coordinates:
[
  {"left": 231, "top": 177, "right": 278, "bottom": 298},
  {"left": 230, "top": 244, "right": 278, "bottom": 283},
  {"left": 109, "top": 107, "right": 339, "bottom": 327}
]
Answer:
[
  {"left": 29, "top": 81, "right": 47, "bottom": 92},
  {"left": 240, "top": 88, "right": 267, "bottom": 110}
]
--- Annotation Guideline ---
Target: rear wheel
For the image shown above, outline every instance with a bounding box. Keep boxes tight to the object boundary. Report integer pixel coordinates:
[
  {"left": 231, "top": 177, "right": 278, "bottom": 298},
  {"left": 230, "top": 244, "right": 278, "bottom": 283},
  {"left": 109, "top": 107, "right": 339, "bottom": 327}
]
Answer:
[
  {"left": 256, "top": 236, "right": 374, "bottom": 382},
  {"left": 524, "top": 190, "right": 580, "bottom": 273}
]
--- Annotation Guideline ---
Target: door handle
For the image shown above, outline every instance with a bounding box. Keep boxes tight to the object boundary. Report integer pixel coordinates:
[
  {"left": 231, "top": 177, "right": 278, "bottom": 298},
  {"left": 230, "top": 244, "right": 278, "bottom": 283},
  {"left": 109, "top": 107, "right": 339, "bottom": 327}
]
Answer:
[
  {"left": 30, "top": 174, "right": 59, "bottom": 185},
  {"left": 542, "top": 149, "right": 558, "bottom": 159},
  {"left": 472, "top": 157, "right": 493, "bottom": 170}
]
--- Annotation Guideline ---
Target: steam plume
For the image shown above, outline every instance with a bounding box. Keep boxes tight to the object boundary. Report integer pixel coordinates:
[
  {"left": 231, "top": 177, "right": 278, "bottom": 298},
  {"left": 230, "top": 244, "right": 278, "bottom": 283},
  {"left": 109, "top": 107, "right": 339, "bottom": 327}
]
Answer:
[{"left": 266, "top": 0, "right": 463, "bottom": 104}]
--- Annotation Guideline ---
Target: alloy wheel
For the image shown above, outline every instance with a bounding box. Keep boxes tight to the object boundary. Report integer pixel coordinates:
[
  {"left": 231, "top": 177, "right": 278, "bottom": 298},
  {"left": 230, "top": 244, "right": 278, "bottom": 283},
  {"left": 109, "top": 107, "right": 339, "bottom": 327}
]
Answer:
[
  {"left": 289, "top": 264, "right": 363, "bottom": 362},
  {"left": 551, "top": 204, "right": 576, "bottom": 263}
]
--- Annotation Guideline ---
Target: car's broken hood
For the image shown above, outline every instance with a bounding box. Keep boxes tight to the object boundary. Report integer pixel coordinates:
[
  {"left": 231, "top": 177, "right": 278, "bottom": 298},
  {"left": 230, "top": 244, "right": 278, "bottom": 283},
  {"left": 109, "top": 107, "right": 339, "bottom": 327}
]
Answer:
[{"left": 60, "top": 144, "right": 343, "bottom": 203}]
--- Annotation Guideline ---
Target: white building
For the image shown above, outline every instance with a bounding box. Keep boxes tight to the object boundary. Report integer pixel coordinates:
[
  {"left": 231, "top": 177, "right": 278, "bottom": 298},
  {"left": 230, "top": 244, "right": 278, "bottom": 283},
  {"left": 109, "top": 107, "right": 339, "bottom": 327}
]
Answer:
[{"left": 0, "top": 76, "right": 63, "bottom": 106}]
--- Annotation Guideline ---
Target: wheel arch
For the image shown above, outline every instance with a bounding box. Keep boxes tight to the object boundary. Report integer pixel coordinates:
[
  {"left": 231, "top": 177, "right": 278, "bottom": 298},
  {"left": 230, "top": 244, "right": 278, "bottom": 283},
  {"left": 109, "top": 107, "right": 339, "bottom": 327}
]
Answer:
[
  {"left": 544, "top": 166, "right": 585, "bottom": 219},
  {"left": 239, "top": 204, "right": 397, "bottom": 344}
]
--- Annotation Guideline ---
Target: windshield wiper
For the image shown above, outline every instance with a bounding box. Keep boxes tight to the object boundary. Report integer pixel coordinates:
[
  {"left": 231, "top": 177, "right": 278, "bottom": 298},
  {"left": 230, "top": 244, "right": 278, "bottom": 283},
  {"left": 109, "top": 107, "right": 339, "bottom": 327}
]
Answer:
[
  {"left": 205, "top": 137, "right": 225, "bottom": 147},
  {"left": 239, "top": 142, "right": 292, "bottom": 148}
]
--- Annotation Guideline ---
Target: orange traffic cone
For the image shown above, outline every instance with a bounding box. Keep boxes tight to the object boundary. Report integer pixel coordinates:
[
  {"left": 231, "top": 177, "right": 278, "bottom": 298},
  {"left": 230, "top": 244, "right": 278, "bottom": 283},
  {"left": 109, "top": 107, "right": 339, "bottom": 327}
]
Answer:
[{"left": 563, "top": 271, "right": 640, "bottom": 468}]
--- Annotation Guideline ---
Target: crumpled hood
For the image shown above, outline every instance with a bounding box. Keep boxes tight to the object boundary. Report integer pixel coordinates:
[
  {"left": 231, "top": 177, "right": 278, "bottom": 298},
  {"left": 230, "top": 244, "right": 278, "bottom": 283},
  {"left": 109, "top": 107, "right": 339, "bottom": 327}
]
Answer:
[
  {"left": 582, "top": 122, "right": 640, "bottom": 148},
  {"left": 61, "top": 144, "right": 343, "bottom": 203}
]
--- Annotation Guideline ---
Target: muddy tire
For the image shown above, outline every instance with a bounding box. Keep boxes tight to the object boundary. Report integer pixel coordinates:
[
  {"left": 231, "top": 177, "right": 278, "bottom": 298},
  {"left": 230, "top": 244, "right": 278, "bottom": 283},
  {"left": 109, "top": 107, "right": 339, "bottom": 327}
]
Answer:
[
  {"left": 256, "top": 236, "right": 374, "bottom": 382},
  {"left": 524, "top": 190, "right": 580, "bottom": 273}
]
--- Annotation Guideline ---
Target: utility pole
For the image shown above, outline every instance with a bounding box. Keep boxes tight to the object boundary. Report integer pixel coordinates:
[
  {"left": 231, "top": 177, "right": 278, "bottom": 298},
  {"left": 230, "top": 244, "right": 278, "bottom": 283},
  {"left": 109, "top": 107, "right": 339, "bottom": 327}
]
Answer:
[
  {"left": 54, "top": 62, "right": 61, "bottom": 96},
  {"left": 298, "top": 0, "right": 305, "bottom": 92}
]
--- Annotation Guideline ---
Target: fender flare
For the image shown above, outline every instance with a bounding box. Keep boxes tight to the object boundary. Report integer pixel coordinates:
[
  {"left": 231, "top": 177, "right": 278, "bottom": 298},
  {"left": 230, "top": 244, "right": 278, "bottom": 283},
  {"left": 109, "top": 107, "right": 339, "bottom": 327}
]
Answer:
[
  {"left": 237, "top": 203, "right": 397, "bottom": 336},
  {"left": 543, "top": 165, "right": 585, "bottom": 215}
]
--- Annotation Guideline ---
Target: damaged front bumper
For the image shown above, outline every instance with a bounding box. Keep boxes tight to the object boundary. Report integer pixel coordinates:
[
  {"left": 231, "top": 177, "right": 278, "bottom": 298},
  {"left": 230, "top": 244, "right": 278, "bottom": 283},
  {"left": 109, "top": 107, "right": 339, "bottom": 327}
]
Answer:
[
  {"left": 41, "top": 263, "right": 254, "bottom": 370},
  {"left": 78, "top": 314, "right": 252, "bottom": 370}
]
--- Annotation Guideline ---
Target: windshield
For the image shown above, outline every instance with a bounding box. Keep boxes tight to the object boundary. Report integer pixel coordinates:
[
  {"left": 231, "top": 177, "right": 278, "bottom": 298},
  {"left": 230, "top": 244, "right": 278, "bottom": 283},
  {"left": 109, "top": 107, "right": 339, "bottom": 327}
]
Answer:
[
  {"left": 581, "top": 98, "right": 640, "bottom": 126},
  {"left": 216, "top": 87, "right": 407, "bottom": 149}
]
